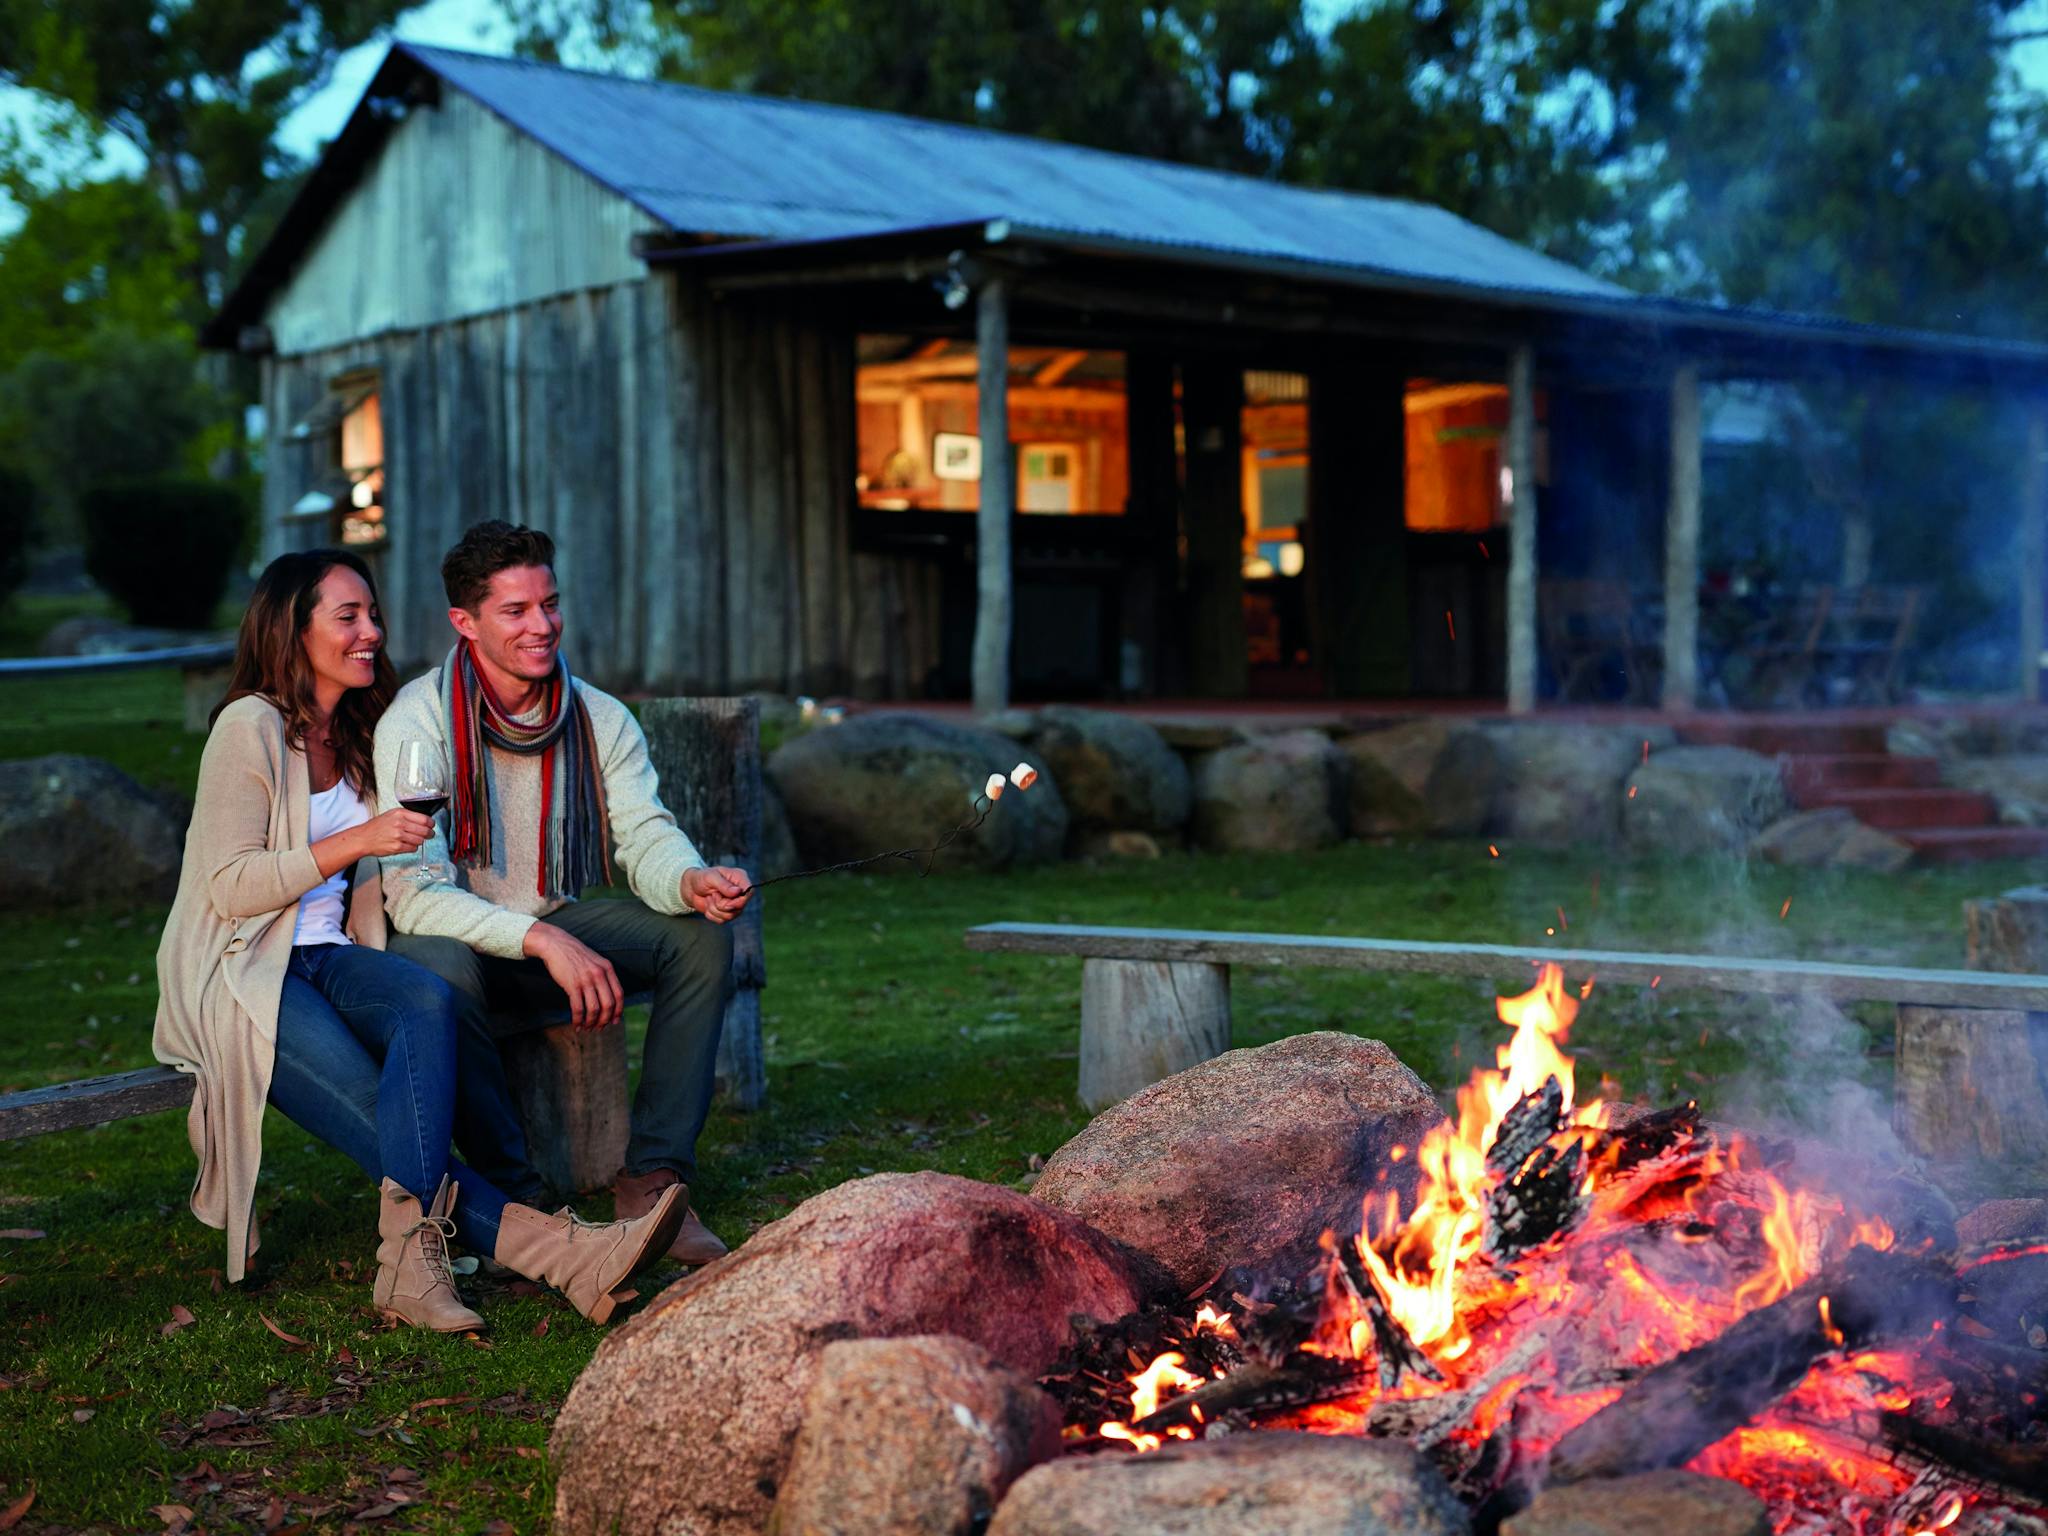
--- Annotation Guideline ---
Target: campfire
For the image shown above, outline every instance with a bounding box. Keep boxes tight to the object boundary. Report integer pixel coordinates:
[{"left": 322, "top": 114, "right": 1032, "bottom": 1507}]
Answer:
[{"left": 1058, "top": 965, "right": 2048, "bottom": 1534}]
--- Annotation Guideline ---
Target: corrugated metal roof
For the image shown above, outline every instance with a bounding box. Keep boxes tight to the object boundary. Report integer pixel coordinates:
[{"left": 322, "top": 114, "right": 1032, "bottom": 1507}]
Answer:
[{"left": 399, "top": 42, "right": 1626, "bottom": 304}]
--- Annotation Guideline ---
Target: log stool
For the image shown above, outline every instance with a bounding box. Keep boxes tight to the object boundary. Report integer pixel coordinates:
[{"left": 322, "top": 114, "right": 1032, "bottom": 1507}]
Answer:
[{"left": 494, "top": 696, "right": 770, "bottom": 1196}]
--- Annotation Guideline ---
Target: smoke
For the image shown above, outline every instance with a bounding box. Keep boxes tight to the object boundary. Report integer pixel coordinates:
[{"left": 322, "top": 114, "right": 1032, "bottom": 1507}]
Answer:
[{"left": 1717, "top": 992, "right": 1908, "bottom": 1167}]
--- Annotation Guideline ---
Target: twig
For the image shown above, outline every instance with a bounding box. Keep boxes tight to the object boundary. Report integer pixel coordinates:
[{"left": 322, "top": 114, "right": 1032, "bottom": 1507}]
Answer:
[{"left": 737, "top": 797, "right": 996, "bottom": 893}]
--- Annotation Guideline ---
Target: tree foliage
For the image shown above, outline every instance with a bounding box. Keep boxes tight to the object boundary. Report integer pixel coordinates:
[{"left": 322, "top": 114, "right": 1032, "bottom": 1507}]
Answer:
[
  {"left": 1672, "top": 0, "right": 2048, "bottom": 332},
  {"left": 0, "top": 0, "right": 415, "bottom": 312}
]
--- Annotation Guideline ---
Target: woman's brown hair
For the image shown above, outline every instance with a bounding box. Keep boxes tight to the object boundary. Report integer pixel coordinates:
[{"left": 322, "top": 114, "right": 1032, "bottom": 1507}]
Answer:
[{"left": 212, "top": 549, "right": 398, "bottom": 796}]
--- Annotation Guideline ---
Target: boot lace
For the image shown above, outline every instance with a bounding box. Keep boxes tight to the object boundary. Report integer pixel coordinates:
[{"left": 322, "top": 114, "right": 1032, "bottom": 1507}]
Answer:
[{"left": 404, "top": 1213, "right": 460, "bottom": 1285}]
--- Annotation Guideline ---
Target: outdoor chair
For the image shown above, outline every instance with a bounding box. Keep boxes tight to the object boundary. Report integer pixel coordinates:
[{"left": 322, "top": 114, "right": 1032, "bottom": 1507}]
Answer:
[
  {"left": 1539, "top": 579, "right": 1661, "bottom": 704},
  {"left": 1811, "top": 584, "right": 1921, "bottom": 704}
]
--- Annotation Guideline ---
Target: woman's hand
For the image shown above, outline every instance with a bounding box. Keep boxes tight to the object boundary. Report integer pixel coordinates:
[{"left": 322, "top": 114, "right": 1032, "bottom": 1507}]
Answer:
[{"left": 352, "top": 808, "right": 436, "bottom": 859}]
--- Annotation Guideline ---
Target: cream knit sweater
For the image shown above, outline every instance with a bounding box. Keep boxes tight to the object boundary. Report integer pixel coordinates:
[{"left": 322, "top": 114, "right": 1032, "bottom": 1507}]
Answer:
[{"left": 373, "top": 668, "right": 707, "bottom": 955}]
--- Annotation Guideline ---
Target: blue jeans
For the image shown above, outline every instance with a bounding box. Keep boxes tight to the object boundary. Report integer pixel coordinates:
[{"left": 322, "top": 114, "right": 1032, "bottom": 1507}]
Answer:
[{"left": 267, "top": 943, "right": 530, "bottom": 1256}]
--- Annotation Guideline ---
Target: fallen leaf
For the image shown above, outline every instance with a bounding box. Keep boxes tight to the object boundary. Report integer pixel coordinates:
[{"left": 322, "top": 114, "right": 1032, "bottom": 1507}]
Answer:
[
  {"left": 70, "top": 1408, "right": 94, "bottom": 1423},
  {"left": 385, "top": 1467, "right": 420, "bottom": 1484},
  {"left": 205, "top": 1269, "right": 223, "bottom": 1295},
  {"left": 196, "top": 1408, "right": 242, "bottom": 1431},
  {"left": 0, "top": 1485, "right": 34, "bottom": 1531},
  {"left": 531, "top": 1316, "right": 549, "bottom": 1339},
  {"left": 353, "top": 1501, "right": 401, "bottom": 1519},
  {"left": 258, "top": 1313, "right": 309, "bottom": 1348},
  {"left": 151, "top": 1504, "right": 194, "bottom": 1528},
  {"left": 0, "top": 1231, "right": 44, "bottom": 1241},
  {"left": 160, "top": 1304, "right": 197, "bottom": 1338},
  {"left": 262, "top": 1495, "right": 284, "bottom": 1532},
  {"left": 334, "top": 1346, "right": 355, "bottom": 1365},
  {"left": 510, "top": 1445, "right": 542, "bottom": 1459},
  {"left": 410, "top": 1396, "right": 473, "bottom": 1412}
]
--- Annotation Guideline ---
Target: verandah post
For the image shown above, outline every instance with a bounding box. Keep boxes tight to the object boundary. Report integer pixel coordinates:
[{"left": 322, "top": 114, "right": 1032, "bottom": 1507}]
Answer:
[
  {"left": 1662, "top": 361, "right": 1703, "bottom": 711},
  {"left": 1506, "top": 344, "right": 1539, "bottom": 712},
  {"left": 972, "top": 275, "right": 1014, "bottom": 715}
]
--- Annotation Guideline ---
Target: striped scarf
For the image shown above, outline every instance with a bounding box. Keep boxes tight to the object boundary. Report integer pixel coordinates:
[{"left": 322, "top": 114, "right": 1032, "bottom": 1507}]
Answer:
[{"left": 442, "top": 642, "right": 612, "bottom": 899}]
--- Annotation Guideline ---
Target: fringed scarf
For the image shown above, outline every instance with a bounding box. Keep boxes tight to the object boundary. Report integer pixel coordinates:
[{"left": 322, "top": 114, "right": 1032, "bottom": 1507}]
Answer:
[{"left": 442, "top": 642, "right": 613, "bottom": 899}]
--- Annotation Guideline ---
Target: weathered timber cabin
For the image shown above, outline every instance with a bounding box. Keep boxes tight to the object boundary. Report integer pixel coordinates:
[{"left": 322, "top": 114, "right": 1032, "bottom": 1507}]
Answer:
[{"left": 208, "top": 42, "right": 2048, "bottom": 711}]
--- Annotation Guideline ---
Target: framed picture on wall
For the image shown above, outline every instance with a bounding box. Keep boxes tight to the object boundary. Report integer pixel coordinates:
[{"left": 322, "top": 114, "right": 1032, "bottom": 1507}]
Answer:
[{"left": 932, "top": 431, "right": 982, "bottom": 482}]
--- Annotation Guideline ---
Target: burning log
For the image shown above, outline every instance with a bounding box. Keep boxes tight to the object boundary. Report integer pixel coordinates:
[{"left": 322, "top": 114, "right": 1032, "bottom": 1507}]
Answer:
[
  {"left": 1878, "top": 1412, "right": 2048, "bottom": 1501},
  {"left": 1129, "top": 1355, "right": 1374, "bottom": 1435},
  {"left": 1330, "top": 1232, "right": 1442, "bottom": 1387},
  {"left": 1488, "top": 1076, "right": 1565, "bottom": 1178},
  {"left": 1544, "top": 1244, "right": 1958, "bottom": 1488},
  {"left": 1484, "top": 1138, "right": 1588, "bottom": 1261},
  {"left": 1591, "top": 1100, "right": 1702, "bottom": 1172}
]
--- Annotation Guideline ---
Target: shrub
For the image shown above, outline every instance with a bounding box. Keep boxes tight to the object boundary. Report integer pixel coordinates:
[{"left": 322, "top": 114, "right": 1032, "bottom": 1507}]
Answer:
[
  {"left": 0, "top": 466, "right": 34, "bottom": 608},
  {"left": 81, "top": 477, "right": 249, "bottom": 629}
]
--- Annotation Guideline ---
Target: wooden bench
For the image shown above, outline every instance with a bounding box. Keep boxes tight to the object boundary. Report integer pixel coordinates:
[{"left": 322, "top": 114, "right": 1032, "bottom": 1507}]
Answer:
[
  {"left": 962, "top": 923, "right": 2048, "bottom": 1172},
  {"left": 0, "top": 641, "right": 237, "bottom": 732},
  {"left": 0, "top": 696, "right": 772, "bottom": 1194}
]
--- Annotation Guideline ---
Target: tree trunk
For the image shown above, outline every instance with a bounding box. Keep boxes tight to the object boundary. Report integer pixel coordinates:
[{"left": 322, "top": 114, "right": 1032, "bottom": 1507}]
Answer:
[
  {"left": 973, "top": 276, "right": 1013, "bottom": 715},
  {"left": 1506, "top": 345, "right": 1539, "bottom": 712},
  {"left": 1661, "top": 362, "right": 1702, "bottom": 710}
]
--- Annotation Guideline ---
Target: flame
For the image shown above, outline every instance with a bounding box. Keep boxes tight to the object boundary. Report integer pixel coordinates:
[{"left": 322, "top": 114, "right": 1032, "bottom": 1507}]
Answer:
[
  {"left": 1355, "top": 964, "right": 1604, "bottom": 1359},
  {"left": 1098, "top": 1351, "right": 1206, "bottom": 1450}
]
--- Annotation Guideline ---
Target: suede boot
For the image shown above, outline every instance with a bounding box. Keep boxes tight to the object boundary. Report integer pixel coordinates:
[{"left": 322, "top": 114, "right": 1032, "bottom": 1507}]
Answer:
[
  {"left": 613, "top": 1167, "right": 730, "bottom": 1266},
  {"left": 373, "top": 1176, "right": 485, "bottom": 1333},
  {"left": 493, "top": 1184, "right": 686, "bottom": 1325}
]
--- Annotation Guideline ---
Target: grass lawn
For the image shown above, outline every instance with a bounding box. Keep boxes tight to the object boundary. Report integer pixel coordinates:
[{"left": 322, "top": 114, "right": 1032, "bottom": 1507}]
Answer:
[{"left": 1, "top": 668, "right": 2032, "bottom": 1531}]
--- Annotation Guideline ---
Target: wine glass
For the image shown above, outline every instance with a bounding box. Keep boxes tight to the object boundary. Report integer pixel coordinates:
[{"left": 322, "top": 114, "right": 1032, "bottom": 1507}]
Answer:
[{"left": 396, "top": 740, "right": 450, "bottom": 888}]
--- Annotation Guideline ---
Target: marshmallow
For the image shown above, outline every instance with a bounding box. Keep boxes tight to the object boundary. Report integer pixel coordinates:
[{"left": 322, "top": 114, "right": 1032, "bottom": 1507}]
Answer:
[
  {"left": 983, "top": 773, "right": 1006, "bottom": 802},
  {"left": 1010, "top": 762, "right": 1039, "bottom": 791}
]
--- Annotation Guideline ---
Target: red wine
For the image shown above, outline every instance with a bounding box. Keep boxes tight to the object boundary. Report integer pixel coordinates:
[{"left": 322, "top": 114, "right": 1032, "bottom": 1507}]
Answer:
[{"left": 400, "top": 795, "right": 448, "bottom": 818}]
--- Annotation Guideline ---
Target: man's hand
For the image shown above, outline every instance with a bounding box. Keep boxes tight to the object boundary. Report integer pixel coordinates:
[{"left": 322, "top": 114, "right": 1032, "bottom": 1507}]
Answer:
[
  {"left": 683, "top": 865, "right": 753, "bottom": 925},
  {"left": 523, "top": 923, "right": 624, "bottom": 1029}
]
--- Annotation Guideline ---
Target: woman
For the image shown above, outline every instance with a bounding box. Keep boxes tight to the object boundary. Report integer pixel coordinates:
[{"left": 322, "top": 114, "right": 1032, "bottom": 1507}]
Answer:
[{"left": 154, "top": 549, "right": 685, "bottom": 1328}]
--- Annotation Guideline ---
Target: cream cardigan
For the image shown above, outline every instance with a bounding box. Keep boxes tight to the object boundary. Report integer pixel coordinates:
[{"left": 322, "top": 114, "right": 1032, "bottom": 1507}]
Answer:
[{"left": 152, "top": 696, "right": 386, "bottom": 1281}]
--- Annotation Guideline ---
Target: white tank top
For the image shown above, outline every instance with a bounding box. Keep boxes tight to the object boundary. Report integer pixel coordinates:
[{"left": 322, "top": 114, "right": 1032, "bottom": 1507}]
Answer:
[{"left": 292, "top": 778, "right": 372, "bottom": 946}]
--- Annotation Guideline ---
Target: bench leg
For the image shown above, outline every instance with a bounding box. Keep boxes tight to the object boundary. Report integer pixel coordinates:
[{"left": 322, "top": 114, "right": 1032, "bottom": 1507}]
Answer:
[
  {"left": 1893, "top": 1004, "right": 2048, "bottom": 1171},
  {"left": 499, "top": 1023, "right": 630, "bottom": 1197},
  {"left": 1079, "top": 958, "right": 1231, "bottom": 1112}
]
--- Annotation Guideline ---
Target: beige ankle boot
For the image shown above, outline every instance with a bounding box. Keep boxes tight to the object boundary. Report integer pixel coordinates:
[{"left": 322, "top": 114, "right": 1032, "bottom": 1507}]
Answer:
[
  {"left": 373, "top": 1176, "right": 486, "bottom": 1333},
  {"left": 493, "top": 1184, "right": 686, "bottom": 1325}
]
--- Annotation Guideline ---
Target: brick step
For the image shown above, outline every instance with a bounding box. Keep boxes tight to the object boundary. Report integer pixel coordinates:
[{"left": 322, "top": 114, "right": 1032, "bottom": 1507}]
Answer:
[
  {"left": 1800, "top": 787, "right": 1994, "bottom": 830},
  {"left": 1780, "top": 753, "right": 1944, "bottom": 796},
  {"left": 1678, "top": 719, "right": 1889, "bottom": 756},
  {"left": 1901, "top": 826, "right": 2048, "bottom": 865}
]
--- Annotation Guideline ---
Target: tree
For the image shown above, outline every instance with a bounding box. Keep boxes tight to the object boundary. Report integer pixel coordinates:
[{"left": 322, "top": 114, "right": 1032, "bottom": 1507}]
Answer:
[
  {"left": 509, "top": 0, "right": 1321, "bottom": 173},
  {"left": 1277, "top": 0, "right": 1690, "bottom": 275},
  {"left": 1671, "top": 0, "right": 2048, "bottom": 331},
  {"left": 0, "top": 0, "right": 417, "bottom": 315}
]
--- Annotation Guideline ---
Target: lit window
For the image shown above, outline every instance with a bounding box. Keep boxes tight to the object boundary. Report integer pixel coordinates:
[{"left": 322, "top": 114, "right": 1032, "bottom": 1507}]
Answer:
[
  {"left": 855, "top": 337, "right": 1129, "bottom": 514},
  {"left": 287, "top": 374, "right": 387, "bottom": 546}
]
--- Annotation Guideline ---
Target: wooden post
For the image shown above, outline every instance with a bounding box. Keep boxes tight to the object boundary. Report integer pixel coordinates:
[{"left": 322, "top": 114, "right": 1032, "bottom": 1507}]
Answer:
[
  {"left": 1078, "top": 958, "right": 1232, "bottom": 1111},
  {"left": 1180, "top": 363, "right": 1250, "bottom": 698},
  {"left": 1506, "top": 345, "right": 1538, "bottom": 712},
  {"left": 2021, "top": 401, "right": 2047, "bottom": 701},
  {"left": 641, "top": 696, "right": 768, "bottom": 1110},
  {"left": 1893, "top": 1005, "right": 2048, "bottom": 1170},
  {"left": 500, "top": 1026, "right": 630, "bottom": 1196},
  {"left": 973, "top": 276, "right": 1014, "bottom": 715},
  {"left": 1662, "top": 363, "right": 1703, "bottom": 711}
]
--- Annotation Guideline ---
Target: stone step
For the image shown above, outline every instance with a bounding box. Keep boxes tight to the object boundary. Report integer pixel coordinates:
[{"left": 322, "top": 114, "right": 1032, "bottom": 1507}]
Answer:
[
  {"left": 1781, "top": 753, "right": 1944, "bottom": 798},
  {"left": 1901, "top": 826, "right": 2048, "bottom": 865},
  {"left": 1802, "top": 787, "right": 1995, "bottom": 830},
  {"left": 1678, "top": 718, "right": 1890, "bottom": 756}
]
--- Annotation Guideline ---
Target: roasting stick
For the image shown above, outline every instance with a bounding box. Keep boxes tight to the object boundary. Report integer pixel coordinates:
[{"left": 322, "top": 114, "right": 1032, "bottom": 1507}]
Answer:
[{"left": 733, "top": 763, "right": 1041, "bottom": 896}]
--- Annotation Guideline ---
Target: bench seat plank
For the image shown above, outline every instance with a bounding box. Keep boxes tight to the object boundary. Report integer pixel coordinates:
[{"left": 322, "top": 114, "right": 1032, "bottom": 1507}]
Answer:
[
  {"left": 0, "top": 1066, "right": 193, "bottom": 1142},
  {"left": 964, "top": 923, "right": 2048, "bottom": 1010}
]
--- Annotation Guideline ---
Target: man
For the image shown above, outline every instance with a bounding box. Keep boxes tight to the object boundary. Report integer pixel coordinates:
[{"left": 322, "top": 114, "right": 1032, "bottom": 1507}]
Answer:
[{"left": 375, "top": 520, "right": 751, "bottom": 1264}]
